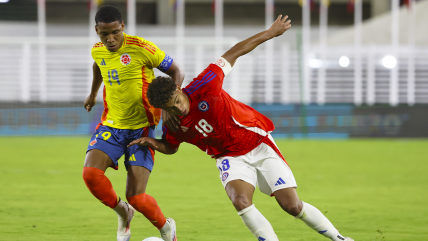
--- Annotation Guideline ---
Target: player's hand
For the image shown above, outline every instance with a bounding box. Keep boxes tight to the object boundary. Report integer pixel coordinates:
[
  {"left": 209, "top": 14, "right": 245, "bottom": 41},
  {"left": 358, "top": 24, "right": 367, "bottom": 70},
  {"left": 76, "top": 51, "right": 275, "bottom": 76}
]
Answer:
[
  {"left": 127, "top": 137, "right": 159, "bottom": 149},
  {"left": 84, "top": 94, "right": 96, "bottom": 112},
  {"left": 162, "top": 110, "right": 181, "bottom": 132},
  {"left": 267, "top": 15, "right": 291, "bottom": 38}
]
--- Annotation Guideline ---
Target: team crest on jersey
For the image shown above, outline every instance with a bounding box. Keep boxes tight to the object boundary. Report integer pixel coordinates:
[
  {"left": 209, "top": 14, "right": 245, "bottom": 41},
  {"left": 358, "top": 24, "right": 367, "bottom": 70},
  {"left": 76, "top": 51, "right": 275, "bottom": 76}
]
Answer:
[
  {"left": 222, "top": 172, "right": 229, "bottom": 182},
  {"left": 198, "top": 101, "right": 209, "bottom": 112},
  {"left": 120, "top": 53, "right": 131, "bottom": 65},
  {"left": 89, "top": 139, "right": 97, "bottom": 146},
  {"left": 181, "top": 126, "right": 189, "bottom": 132}
]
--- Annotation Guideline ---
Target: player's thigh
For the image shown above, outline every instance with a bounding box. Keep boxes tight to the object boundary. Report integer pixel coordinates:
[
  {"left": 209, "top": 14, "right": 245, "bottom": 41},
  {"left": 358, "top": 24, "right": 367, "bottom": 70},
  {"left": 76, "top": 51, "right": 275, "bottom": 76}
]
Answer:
[
  {"left": 254, "top": 144, "right": 297, "bottom": 196},
  {"left": 225, "top": 179, "right": 255, "bottom": 211},
  {"left": 216, "top": 156, "right": 258, "bottom": 191},
  {"left": 124, "top": 141, "right": 155, "bottom": 196},
  {"left": 86, "top": 126, "right": 125, "bottom": 169},
  {"left": 125, "top": 165, "right": 151, "bottom": 197},
  {"left": 84, "top": 149, "right": 113, "bottom": 171}
]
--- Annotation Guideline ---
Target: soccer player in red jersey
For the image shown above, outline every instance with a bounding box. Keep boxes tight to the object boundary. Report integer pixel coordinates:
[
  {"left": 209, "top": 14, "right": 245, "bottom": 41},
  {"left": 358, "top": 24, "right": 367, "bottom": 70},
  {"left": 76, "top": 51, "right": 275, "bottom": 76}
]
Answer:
[
  {"left": 83, "top": 5, "right": 182, "bottom": 241},
  {"left": 128, "top": 15, "right": 354, "bottom": 241}
]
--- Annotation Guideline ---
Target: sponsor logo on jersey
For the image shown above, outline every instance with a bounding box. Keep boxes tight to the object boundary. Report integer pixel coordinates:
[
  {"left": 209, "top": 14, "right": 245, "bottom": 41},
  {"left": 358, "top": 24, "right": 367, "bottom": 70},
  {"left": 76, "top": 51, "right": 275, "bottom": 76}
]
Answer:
[
  {"left": 222, "top": 172, "right": 229, "bottom": 181},
  {"left": 215, "top": 58, "right": 226, "bottom": 68},
  {"left": 198, "top": 101, "right": 209, "bottom": 112},
  {"left": 107, "top": 120, "right": 114, "bottom": 124},
  {"left": 274, "top": 177, "right": 286, "bottom": 186},
  {"left": 100, "top": 59, "right": 106, "bottom": 66},
  {"left": 89, "top": 139, "right": 97, "bottom": 146},
  {"left": 181, "top": 126, "right": 189, "bottom": 132},
  {"left": 120, "top": 53, "right": 131, "bottom": 66}
]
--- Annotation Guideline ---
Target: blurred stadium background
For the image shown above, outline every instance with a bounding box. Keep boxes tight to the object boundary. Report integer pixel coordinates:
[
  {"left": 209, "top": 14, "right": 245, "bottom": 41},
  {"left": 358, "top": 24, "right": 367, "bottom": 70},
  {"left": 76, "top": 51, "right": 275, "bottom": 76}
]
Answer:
[
  {"left": 1, "top": 0, "right": 427, "bottom": 138},
  {"left": 1, "top": 1, "right": 428, "bottom": 241}
]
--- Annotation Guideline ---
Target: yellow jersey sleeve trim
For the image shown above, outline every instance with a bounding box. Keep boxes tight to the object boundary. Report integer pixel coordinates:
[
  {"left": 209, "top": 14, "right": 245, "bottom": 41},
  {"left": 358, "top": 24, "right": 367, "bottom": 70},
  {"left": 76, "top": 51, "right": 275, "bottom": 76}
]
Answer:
[{"left": 124, "top": 34, "right": 166, "bottom": 68}]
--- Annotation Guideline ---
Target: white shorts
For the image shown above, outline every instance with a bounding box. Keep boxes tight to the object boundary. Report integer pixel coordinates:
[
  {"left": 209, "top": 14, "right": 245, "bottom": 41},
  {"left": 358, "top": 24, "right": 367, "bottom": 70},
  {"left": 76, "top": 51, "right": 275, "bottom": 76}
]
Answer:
[{"left": 216, "top": 135, "right": 297, "bottom": 196}]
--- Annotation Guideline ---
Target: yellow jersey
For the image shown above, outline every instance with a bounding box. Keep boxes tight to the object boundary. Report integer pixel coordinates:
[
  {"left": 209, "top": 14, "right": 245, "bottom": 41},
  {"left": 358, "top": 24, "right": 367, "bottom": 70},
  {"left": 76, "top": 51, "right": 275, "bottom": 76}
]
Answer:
[{"left": 91, "top": 33, "right": 172, "bottom": 129}]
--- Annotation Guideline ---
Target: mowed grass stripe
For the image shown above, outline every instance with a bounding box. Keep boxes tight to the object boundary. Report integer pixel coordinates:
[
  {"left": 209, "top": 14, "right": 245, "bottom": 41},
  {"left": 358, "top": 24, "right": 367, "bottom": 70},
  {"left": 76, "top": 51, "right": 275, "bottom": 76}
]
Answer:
[{"left": 0, "top": 137, "right": 427, "bottom": 240}]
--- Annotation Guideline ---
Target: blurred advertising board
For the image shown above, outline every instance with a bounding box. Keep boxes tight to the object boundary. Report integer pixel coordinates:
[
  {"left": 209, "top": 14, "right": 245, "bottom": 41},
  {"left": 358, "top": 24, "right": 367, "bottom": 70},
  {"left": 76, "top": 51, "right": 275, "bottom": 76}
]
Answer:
[
  {"left": 0, "top": 104, "right": 427, "bottom": 138},
  {"left": 0, "top": 105, "right": 103, "bottom": 136},
  {"left": 252, "top": 104, "right": 428, "bottom": 138}
]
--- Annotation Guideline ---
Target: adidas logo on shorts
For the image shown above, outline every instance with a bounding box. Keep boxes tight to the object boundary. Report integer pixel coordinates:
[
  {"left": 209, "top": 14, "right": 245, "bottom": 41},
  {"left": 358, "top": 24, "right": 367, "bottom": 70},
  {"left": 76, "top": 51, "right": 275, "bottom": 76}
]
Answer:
[{"left": 274, "top": 177, "right": 286, "bottom": 186}]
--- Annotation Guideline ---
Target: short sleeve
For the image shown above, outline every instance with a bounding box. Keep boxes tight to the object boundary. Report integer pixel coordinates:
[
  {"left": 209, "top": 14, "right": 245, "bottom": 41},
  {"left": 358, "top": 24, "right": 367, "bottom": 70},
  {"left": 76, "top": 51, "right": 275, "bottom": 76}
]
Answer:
[
  {"left": 162, "top": 125, "right": 181, "bottom": 150},
  {"left": 134, "top": 37, "right": 166, "bottom": 68},
  {"left": 183, "top": 64, "right": 225, "bottom": 95},
  {"left": 91, "top": 42, "right": 104, "bottom": 63}
]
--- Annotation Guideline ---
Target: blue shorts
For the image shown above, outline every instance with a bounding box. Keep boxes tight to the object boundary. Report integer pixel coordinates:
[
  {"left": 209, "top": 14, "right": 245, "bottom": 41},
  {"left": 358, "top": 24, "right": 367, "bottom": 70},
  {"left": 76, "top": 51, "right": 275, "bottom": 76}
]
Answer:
[{"left": 87, "top": 125, "right": 156, "bottom": 171}]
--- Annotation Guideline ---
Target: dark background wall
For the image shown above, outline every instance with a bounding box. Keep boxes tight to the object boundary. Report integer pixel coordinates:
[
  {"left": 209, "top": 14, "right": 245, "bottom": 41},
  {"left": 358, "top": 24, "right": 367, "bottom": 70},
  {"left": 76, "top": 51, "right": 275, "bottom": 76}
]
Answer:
[{"left": 0, "top": 0, "right": 370, "bottom": 25}]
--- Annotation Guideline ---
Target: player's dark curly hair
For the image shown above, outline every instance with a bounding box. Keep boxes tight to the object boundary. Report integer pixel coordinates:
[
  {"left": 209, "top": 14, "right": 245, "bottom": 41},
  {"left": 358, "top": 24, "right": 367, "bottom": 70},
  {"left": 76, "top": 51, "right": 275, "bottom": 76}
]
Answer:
[
  {"left": 147, "top": 76, "right": 177, "bottom": 108},
  {"left": 95, "top": 5, "right": 122, "bottom": 24}
]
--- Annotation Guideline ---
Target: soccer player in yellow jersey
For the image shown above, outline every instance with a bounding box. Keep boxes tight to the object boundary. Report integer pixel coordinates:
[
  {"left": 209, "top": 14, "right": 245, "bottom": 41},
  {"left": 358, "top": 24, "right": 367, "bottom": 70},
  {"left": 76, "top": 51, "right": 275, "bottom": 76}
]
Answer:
[{"left": 82, "top": 6, "right": 183, "bottom": 241}]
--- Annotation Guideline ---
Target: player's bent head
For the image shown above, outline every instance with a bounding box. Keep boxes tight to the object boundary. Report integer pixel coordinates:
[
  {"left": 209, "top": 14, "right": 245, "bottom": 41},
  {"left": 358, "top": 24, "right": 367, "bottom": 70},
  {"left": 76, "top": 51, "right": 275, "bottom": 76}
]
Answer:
[
  {"left": 95, "top": 5, "right": 123, "bottom": 25},
  {"left": 94, "top": 6, "right": 125, "bottom": 52},
  {"left": 147, "top": 76, "right": 177, "bottom": 109}
]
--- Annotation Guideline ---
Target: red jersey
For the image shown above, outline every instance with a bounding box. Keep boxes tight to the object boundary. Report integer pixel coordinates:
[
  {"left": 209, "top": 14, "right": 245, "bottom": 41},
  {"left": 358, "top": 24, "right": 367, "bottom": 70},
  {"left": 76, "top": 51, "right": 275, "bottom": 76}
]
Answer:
[{"left": 162, "top": 62, "right": 284, "bottom": 160}]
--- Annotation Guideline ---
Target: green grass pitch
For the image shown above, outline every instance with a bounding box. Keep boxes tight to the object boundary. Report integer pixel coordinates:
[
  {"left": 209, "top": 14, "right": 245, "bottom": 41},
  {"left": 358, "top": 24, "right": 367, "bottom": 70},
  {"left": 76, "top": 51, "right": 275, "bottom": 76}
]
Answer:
[{"left": 1, "top": 137, "right": 427, "bottom": 241}]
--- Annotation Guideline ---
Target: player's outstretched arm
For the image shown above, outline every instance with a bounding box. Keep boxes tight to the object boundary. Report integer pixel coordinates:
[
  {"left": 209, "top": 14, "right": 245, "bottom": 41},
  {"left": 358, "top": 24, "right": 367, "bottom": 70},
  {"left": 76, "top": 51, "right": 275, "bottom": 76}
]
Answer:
[
  {"left": 222, "top": 15, "right": 291, "bottom": 67},
  {"left": 128, "top": 137, "right": 178, "bottom": 155},
  {"left": 84, "top": 62, "right": 103, "bottom": 112}
]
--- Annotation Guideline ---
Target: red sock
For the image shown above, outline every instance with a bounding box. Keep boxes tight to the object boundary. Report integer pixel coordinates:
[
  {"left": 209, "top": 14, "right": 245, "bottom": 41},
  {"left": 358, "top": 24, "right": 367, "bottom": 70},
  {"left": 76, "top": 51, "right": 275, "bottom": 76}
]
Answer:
[
  {"left": 127, "top": 193, "right": 166, "bottom": 229},
  {"left": 82, "top": 167, "right": 118, "bottom": 208}
]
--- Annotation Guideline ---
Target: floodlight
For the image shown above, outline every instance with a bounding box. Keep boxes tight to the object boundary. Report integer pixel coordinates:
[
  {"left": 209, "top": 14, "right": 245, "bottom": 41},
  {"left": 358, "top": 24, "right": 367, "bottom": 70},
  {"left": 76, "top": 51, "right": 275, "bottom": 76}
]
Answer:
[
  {"left": 309, "top": 59, "right": 323, "bottom": 68},
  {"left": 382, "top": 55, "right": 397, "bottom": 69},
  {"left": 339, "top": 56, "right": 350, "bottom": 67}
]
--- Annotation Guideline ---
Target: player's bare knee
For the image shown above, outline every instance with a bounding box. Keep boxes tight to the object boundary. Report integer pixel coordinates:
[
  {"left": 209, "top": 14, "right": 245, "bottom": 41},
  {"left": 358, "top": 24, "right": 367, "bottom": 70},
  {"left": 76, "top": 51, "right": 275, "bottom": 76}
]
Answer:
[
  {"left": 231, "top": 195, "right": 252, "bottom": 211},
  {"left": 282, "top": 200, "right": 302, "bottom": 216}
]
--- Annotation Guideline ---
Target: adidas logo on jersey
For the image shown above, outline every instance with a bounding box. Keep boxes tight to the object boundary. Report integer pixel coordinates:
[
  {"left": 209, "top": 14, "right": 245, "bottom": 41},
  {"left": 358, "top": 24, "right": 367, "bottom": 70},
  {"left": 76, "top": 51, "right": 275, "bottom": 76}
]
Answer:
[
  {"left": 274, "top": 177, "right": 286, "bottom": 186},
  {"left": 181, "top": 126, "right": 189, "bottom": 132},
  {"left": 100, "top": 59, "right": 106, "bottom": 66}
]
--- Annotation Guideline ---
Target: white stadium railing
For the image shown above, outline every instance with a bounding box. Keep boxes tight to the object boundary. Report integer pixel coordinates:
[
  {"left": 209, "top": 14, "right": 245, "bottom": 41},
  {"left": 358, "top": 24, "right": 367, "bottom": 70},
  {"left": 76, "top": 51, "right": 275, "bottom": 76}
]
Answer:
[{"left": 0, "top": 36, "right": 427, "bottom": 106}]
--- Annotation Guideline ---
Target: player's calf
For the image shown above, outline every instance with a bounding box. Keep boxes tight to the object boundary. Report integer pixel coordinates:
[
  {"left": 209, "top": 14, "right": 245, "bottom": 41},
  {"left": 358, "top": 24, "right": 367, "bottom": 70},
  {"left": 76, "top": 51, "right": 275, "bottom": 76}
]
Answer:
[
  {"left": 238, "top": 204, "right": 279, "bottom": 241},
  {"left": 295, "top": 201, "right": 350, "bottom": 241},
  {"left": 82, "top": 166, "right": 118, "bottom": 208},
  {"left": 127, "top": 193, "right": 167, "bottom": 229}
]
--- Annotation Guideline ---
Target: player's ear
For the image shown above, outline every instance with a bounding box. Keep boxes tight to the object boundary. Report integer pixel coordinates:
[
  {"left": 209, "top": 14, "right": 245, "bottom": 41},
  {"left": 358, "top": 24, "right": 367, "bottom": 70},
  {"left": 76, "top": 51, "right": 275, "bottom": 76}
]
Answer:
[
  {"left": 95, "top": 25, "right": 98, "bottom": 34},
  {"left": 121, "top": 21, "right": 125, "bottom": 30}
]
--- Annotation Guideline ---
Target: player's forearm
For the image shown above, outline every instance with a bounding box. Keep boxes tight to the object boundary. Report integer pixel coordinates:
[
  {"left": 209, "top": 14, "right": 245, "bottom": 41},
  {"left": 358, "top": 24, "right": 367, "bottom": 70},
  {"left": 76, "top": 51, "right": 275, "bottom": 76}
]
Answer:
[
  {"left": 222, "top": 15, "right": 291, "bottom": 67},
  {"left": 153, "top": 138, "right": 178, "bottom": 155},
  {"left": 165, "top": 61, "right": 185, "bottom": 87},
  {"left": 222, "top": 30, "right": 273, "bottom": 66},
  {"left": 89, "top": 62, "right": 103, "bottom": 97}
]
